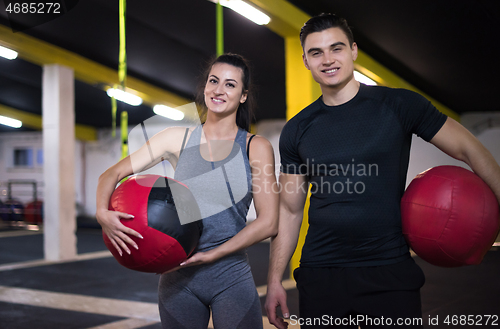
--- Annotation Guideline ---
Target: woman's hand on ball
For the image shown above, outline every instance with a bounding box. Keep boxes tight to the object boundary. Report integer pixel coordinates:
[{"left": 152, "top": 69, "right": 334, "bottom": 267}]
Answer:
[{"left": 97, "top": 210, "right": 143, "bottom": 256}]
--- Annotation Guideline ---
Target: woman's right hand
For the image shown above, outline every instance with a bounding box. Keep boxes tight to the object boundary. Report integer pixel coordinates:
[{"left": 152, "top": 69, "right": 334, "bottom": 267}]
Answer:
[
  {"left": 96, "top": 209, "right": 143, "bottom": 256},
  {"left": 95, "top": 128, "right": 185, "bottom": 257}
]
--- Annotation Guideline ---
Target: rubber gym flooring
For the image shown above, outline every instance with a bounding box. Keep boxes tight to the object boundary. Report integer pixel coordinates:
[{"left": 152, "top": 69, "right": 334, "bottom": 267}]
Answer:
[{"left": 0, "top": 226, "right": 499, "bottom": 328}]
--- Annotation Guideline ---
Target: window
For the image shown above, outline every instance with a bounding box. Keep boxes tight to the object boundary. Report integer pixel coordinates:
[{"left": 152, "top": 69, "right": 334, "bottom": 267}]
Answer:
[
  {"left": 13, "top": 149, "right": 33, "bottom": 167},
  {"left": 36, "top": 149, "right": 43, "bottom": 165}
]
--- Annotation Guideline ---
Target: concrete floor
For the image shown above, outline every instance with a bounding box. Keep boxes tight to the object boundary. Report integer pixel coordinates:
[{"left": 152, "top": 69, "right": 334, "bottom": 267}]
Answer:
[{"left": 0, "top": 225, "right": 499, "bottom": 328}]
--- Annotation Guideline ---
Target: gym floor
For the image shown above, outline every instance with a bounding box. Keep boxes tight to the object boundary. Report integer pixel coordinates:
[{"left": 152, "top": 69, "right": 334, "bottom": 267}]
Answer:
[{"left": 0, "top": 225, "right": 499, "bottom": 329}]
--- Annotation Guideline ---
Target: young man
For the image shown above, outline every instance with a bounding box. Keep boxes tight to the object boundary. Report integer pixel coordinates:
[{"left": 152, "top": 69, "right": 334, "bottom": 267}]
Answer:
[{"left": 265, "top": 13, "right": 500, "bottom": 329}]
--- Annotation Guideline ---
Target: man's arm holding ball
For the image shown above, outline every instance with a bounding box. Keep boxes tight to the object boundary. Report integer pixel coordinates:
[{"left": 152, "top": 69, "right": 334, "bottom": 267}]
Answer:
[{"left": 430, "top": 117, "right": 500, "bottom": 204}]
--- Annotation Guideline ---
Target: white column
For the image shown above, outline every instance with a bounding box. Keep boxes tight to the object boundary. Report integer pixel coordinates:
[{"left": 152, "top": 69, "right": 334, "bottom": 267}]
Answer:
[{"left": 42, "top": 64, "right": 77, "bottom": 261}]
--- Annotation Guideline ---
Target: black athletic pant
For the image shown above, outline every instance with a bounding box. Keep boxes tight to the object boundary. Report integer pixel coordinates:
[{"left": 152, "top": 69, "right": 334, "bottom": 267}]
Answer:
[{"left": 293, "top": 258, "right": 425, "bottom": 328}]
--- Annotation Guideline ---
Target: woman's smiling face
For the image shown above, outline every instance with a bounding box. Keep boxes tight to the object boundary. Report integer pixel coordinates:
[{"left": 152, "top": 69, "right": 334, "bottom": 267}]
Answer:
[{"left": 204, "top": 63, "right": 247, "bottom": 116}]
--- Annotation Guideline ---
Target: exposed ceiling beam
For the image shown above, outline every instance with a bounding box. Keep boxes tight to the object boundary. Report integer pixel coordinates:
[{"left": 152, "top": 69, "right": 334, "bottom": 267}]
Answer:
[{"left": 0, "top": 24, "right": 192, "bottom": 114}]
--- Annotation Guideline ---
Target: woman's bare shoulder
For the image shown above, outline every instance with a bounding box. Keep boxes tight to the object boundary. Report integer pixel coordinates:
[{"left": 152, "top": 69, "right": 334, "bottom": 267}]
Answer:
[
  {"left": 246, "top": 134, "right": 274, "bottom": 160},
  {"left": 246, "top": 133, "right": 272, "bottom": 148}
]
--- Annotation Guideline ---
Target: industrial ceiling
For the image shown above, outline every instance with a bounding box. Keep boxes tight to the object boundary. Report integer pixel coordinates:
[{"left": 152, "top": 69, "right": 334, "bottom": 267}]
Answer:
[{"left": 0, "top": 0, "right": 498, "bottom": 134}]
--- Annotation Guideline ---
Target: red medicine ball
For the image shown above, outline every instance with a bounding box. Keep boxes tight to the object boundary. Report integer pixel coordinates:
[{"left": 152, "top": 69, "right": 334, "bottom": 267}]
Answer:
[
  {"left": 401, "top": 166, "right": 500, "bottom": 267},
  {"left": 103, "top": 175, "right": 201, "bottom": 273}
]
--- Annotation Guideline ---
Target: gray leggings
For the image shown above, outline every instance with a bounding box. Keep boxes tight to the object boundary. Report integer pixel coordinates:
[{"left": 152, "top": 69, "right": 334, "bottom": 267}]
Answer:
[{"left": 158, "top": 255, "right": 263, "bottom": 329}]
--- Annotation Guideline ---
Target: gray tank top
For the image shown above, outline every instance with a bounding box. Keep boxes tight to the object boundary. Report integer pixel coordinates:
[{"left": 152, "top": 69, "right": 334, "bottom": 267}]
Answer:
[{"left": 174, "top": 125, "right": 253, "bottom": 252}]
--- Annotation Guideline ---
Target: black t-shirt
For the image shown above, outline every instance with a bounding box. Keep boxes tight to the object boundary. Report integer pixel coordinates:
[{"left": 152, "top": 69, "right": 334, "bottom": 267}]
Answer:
[{"left": 280, "top": 84, "right": 448, "bottom": 267}]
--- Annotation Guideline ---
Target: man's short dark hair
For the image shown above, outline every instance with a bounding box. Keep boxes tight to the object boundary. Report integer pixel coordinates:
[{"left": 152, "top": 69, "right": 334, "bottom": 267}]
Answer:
[{"left": 300, "top": 13, "right": 354, "bottom": 49}]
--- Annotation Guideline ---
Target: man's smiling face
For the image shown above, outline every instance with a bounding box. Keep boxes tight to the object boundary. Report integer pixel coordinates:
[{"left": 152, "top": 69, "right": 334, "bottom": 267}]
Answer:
[{"left": 302, "top": 27, "right": 358, "bottom": 90}]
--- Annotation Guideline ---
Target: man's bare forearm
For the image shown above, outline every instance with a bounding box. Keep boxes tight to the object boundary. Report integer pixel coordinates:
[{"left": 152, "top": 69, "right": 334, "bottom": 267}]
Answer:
[{"left": 267, "top": 209, "right": 304, "bottom": 284}]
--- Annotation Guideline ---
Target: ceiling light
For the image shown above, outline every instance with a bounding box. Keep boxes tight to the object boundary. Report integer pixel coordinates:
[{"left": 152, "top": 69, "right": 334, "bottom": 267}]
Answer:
[
  {"left": 106, "top": 88, "right": 143, "bottom": 106},
  {"left": 0, "top": 115, "right": 22, "bottom": 128},
  {"left": 219, "top": 0, "right": 270, "bottom": 25},
  {"left": 354, "top": 71, "right": 377, "bottom": 86},
  {"left": 0, "top": 45, "right": 18, "bottom": 60},
  {"left": 153, "top": 105, "right": 185, "bottom": 121}
]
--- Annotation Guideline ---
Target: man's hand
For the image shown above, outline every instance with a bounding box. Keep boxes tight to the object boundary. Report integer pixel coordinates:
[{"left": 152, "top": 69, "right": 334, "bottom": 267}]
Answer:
[{"left": 265, "top": 282, "right": 290, "bottom": 329}]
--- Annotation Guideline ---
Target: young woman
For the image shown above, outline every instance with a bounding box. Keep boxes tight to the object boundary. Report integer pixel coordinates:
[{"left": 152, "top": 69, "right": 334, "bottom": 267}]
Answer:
[{"left": 96, "top": 53, "right": 279, "bottom": 329}]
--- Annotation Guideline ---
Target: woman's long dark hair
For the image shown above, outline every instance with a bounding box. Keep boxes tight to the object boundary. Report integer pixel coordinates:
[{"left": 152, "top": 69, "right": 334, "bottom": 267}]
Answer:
[{"left": 195, "top": 53, "right": 255, "bottom": 132}]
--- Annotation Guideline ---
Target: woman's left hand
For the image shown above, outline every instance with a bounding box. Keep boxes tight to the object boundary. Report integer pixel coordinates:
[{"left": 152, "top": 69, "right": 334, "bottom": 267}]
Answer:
[
  {"left": 180, "top": 251, "right": 216, "bottom": 267},
  {"left": 160, "top": 250, "right": 217, "bottom": 274}
]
